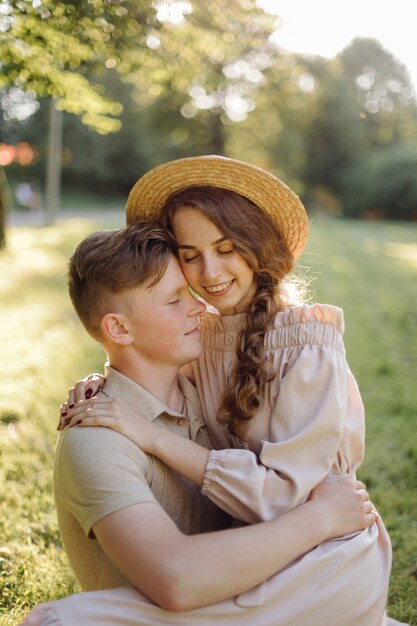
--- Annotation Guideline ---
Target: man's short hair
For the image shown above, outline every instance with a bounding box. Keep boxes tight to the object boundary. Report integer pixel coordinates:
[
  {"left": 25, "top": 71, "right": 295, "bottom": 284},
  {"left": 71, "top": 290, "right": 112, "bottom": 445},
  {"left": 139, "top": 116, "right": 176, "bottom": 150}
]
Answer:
[{"left": 68, "top": 221, "right": 176, "bottom": 338}]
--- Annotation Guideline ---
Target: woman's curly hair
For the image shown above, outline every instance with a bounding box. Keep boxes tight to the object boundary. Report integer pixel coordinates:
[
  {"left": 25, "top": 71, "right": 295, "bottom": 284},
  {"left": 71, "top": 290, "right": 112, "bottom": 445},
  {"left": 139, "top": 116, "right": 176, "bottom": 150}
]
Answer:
[{"left": 161, "top": 186, "right": 295, "bottom": 440}]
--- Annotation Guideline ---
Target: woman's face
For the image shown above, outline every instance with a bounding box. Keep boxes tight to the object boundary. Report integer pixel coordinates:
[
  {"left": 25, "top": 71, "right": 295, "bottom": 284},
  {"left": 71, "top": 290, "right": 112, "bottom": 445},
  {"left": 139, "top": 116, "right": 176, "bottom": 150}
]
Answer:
[{"left": 171, "top": 206, "right": 256, "bottom": 316}]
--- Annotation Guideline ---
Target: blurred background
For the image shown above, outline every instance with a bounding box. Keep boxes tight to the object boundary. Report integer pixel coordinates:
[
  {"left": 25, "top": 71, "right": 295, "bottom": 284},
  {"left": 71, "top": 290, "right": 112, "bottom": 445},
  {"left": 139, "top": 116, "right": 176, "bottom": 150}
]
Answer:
[{"left": 1, "top": 0, "right": 417, "bottom": 241}]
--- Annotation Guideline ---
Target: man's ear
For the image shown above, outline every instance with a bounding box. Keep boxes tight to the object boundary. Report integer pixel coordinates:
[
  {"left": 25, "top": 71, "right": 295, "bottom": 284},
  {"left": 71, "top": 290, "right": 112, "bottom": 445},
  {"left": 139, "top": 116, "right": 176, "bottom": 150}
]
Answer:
[{"left": 101, "top": 313, "right": 132, "bottom": 345}]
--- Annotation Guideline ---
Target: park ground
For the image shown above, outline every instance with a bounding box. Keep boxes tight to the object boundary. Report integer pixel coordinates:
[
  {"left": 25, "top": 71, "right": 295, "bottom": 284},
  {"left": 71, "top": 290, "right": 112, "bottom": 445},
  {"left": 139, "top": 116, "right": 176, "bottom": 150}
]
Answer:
[{"left": 0, "top": 213, "right": 416, "bottom": 625}]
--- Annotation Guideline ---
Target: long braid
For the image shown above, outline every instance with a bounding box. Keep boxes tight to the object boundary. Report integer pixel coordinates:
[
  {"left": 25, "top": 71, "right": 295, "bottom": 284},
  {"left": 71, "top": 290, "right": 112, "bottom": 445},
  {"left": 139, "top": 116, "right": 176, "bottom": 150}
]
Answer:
[{"left": 217, "top": 273, "right": 290, "bottom": 439}]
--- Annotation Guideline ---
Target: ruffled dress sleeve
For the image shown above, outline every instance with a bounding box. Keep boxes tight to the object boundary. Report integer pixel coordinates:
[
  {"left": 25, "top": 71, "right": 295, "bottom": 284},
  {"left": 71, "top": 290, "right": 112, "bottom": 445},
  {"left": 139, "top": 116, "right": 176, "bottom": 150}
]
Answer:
[{"left": 201, "top": 304, "right": 365, "bottom": 523}]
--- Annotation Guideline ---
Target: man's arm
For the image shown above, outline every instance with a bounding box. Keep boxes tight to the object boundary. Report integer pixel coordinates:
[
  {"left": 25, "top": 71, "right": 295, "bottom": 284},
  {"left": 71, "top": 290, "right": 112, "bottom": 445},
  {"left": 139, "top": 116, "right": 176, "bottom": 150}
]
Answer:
[{"left": 94, "top": 479, "right": 375, "bottom": 612}]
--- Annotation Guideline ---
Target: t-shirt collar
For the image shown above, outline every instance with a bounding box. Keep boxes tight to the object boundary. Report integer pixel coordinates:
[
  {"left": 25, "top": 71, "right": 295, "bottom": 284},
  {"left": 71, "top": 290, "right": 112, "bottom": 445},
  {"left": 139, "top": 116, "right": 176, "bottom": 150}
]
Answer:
[{"left": 103, "top": 363, "right": 194, "bottom": 423}]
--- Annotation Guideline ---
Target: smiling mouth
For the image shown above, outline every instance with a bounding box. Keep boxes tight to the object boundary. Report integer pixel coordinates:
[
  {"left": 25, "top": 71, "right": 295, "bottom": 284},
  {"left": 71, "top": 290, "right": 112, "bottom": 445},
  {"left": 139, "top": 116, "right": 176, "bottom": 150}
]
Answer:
[{"left": 204, "top": 280, "right": 234, "bottom": 295}]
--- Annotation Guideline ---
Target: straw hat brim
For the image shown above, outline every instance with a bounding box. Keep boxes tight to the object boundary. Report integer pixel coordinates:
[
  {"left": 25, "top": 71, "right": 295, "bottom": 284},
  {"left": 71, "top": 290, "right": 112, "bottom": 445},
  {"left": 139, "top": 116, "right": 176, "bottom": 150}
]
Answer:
[{"left": 126, "top": 155, "right": 309, "bottom": 260}]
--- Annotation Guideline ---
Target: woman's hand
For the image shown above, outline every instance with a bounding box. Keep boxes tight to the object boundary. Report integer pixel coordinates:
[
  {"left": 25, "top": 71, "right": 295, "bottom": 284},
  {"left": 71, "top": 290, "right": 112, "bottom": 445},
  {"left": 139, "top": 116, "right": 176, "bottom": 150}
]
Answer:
[
  {"left": 61, "top": 396, "right": 160, "bottom": 455},
  {"left": 58, "top": 373, "right": 106, "bottom": 430},
  {"left": 309, "top": 479, "right": 378, "bottom": 540}
]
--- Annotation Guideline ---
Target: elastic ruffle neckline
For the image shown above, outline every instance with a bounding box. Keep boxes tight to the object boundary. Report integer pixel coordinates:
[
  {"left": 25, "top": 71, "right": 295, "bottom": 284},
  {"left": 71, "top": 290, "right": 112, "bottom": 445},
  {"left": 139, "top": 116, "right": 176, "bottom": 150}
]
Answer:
[{"left": 200, "top": 304, "right": 345, "bottom": 352}]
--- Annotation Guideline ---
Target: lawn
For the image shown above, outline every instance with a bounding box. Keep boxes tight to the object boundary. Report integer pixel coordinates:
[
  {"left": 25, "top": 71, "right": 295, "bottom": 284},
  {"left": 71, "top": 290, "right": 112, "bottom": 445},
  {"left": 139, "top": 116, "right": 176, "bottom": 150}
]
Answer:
[{"left": 0, "top": 215, "right": 416, "bottom": 625}]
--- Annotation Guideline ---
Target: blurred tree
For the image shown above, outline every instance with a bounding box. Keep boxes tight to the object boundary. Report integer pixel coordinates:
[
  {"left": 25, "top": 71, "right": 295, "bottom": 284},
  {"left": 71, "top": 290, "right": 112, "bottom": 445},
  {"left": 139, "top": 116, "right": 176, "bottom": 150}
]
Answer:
[
  {"left": 341, "top": 144, "right": 417, "bottom": 220},
  {"left": 300, "top": 56, "right": 363, "bottom": 205},
  {"left": 0, "top": 0, "right": 152, "bottom": 240},
  {"left": 0, "top": 0, "right": 279, "bottom": 240},
  {"left": 2, "top": 0, "right": 278, "bottom": 207},
  {"left": 123, "top": 0, "right": 279, "bottom": 156},
  {"left": 60, "top": 75, "right": 155, "bottom": 193},
  {"left": 229, "top": 37, "right": 417, "bottom": 220},
  {"left": 0, "top": 0, "right": 154, "bottom": 132},
  {"left": 339, "top": 38, "right": 417, "bottom": 147},
  {"left": 4, "top": 4, "right": 415, "bottom": 226},
  {"left": 336, "top": 38, "right": 417, "bottom": 217},
  {"left": 0, "top": 0, "right": 278, "bottom": 132},
  {"left": 227, "top": 52, "right": 319, "bottom": 194},
  {"left": 291, "top": 38, "right": 417, "bottom": 215}
]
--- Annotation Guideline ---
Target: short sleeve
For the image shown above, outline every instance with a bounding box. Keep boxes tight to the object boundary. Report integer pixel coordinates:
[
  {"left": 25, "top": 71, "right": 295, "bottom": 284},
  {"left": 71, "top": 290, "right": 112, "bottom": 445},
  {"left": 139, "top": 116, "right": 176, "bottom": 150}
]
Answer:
[{"left": 56, "top": 426, "right": 157, "bottom": 536}]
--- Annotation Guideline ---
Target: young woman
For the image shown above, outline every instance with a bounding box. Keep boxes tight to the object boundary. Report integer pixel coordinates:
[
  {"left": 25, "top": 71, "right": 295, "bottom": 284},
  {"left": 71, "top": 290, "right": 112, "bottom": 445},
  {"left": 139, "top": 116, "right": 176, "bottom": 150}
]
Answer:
[{"left": 64, "top": 156, "right": 393, "bottom": 625}]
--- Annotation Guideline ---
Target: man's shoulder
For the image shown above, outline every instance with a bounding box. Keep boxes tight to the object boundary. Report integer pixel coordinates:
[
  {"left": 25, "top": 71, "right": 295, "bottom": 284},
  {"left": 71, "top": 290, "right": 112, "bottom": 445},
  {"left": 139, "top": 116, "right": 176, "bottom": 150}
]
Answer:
[
  {"left": 54, "top": 426, "right": 158, "bottom": 542},
  {"left": 56, "top": 425, "right": 150, "bottom": 479},
  {"left": 59, "top": 422, "right": 136, "bottom": 448}
]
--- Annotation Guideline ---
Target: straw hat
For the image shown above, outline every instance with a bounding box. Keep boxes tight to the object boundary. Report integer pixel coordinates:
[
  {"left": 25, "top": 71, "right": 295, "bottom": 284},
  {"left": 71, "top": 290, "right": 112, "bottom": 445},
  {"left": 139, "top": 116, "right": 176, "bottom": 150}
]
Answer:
[{"left": 126, "top": 155, "right": 309, "bottom": 260}]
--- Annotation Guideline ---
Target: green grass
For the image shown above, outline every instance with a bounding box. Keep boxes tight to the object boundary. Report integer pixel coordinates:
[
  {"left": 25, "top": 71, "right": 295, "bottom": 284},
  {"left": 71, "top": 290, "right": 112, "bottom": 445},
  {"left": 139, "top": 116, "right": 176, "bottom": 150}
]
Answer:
[
  {"left": 0, "top": 219, "right": 114, "bottom": 625},
  {"left": 0, "top": 216, "right": 416, "bottom": 624},
  {"left": 304, "top": 217, "right": 417, "bottom": 624}
]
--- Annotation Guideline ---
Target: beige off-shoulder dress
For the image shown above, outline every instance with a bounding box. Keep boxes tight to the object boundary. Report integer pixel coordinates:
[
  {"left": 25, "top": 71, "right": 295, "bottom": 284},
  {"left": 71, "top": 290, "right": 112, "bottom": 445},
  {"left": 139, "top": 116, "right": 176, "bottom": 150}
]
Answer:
[
  {"left": 194, "top": 303, "right": 368, "bottom": 520},
  {"left": 188, "top": 303, "right": 392, "bottom": 618}
]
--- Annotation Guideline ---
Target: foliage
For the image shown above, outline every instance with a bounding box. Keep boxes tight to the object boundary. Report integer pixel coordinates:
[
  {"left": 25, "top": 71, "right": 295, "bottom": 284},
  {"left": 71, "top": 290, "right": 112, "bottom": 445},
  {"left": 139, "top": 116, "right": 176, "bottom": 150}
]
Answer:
[
  {"left": 0, "top": 0, "right": 278, "bottom": 135},
  {"left": 294, "top": 55, "right": 363, "bottom": 197},
  {"left": 224, "top": 37, "right": 417, "bottom": 215},
  {"left": 2, "top": 6, "right": 417, "bottom": 221},
  {"left": 298, "top": 39, "right": 417, "bottom": 203},
  {"left": 0, "top": 0, "right": 280, "bottom": 241},
  {"left": 227, "top": 52, "right": 316, "bottom": 194},
  {"left": 340, "top": 38, "right": 414, "bottom": 123},
  {"left": 0, "top": 0, "right": 150, "bottom": 132},
  {"left": 0, "top": 215, "right": 416, "bottom": 624},
  {"left": 340, "top": 144, "right": 417, "bottom": 220}
]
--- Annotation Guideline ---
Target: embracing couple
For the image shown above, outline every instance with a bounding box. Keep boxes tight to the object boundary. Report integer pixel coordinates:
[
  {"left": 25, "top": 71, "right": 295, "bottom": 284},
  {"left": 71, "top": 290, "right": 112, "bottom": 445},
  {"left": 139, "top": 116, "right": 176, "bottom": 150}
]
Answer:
[{"left": 22, "top": 156, "right": 399, "bottom": 625}]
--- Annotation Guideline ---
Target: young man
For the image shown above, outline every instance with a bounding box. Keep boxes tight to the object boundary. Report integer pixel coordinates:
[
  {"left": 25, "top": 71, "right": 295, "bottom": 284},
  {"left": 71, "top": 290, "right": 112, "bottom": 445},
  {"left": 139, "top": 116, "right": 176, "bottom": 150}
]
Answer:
[{"left": 22, "top": 222, "right": 375, "bottom": 626}]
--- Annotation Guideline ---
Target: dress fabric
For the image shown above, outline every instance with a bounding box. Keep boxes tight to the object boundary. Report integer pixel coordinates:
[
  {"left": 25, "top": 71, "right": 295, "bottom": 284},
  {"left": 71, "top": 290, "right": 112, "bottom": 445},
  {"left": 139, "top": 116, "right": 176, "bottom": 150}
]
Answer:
[
  {"left": 21, "top": 601, "right": 408, "bottom": 626},
  {"left": 191, "top": 303, "right": 392, "bottom": 620},
  {"left": 20, "top": 304, "right": 393, "bottom": 626},
  {"left": 19, "top": 529, "right": 392, "bottom": 626}
]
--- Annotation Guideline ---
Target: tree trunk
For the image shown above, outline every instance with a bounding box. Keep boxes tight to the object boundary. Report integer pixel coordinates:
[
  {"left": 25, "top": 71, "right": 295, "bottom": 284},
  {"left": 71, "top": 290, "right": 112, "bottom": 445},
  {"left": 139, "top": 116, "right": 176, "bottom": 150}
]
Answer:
[
  {"left": 0, "top": 167, "right": 10, "bottom": 249},
  {"left": 44, "top": 99, "right": 63, "bottom": 225}
]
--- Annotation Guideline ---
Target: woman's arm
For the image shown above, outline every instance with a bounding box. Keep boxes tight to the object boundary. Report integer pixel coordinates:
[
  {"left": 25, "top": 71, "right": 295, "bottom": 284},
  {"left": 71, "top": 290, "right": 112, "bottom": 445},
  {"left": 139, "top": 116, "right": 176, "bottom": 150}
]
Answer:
[{"left": 201, "top": 345, "right": 363, "bottom": 522}]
